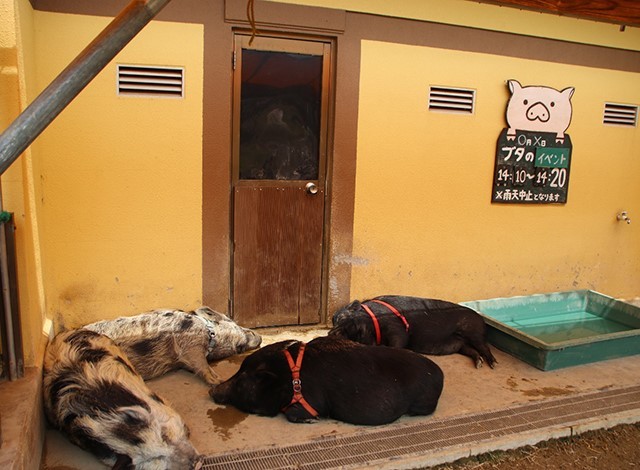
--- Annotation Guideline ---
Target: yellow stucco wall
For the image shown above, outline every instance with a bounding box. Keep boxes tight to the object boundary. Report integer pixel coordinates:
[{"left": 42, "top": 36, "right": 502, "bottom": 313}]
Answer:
[
  {"left": 1, "top": 0, "right": 48, "bottom": 366},
  {"left": 351, "top": 40, "right": 640, "bottom": 302},
  {"left": 1, "top": 1, "right": 19, "bottom": 128},
  {"left": 3, "top": 1, "right": 638, "bottom": 357},
  {"left": 32, "top": 12, "right": 204, "bottom": 329}
]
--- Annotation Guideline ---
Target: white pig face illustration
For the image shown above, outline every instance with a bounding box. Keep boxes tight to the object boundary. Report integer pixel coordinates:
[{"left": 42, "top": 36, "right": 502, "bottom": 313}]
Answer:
[{"left": 506, "top": 80, "right": 574, "bottom": 143}]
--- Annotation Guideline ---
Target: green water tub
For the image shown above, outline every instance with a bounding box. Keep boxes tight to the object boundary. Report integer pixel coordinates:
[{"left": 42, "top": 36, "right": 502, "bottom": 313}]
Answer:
[{"left": 461, "top": 290, "right": 640, "bottom": 371}]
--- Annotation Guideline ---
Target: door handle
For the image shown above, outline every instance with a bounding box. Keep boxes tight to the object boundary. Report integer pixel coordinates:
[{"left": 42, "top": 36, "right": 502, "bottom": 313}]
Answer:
[{"left": 305, "top": 182, "right": 319, "bottom": 195}]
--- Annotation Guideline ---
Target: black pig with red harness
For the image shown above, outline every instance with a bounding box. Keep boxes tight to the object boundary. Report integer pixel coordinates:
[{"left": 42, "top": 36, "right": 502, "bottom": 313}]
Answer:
[
  {"left": 209, "top": 336, "right": 444, "bottom": 425},
  {"left": 329, "top": 295, "right": 496, "bottom": 369}
]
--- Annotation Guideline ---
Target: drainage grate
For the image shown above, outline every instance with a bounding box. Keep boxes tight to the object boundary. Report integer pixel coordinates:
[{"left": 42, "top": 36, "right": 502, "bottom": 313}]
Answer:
[{"left": 202, "top": 385, "right": 640, "bottom": 469}]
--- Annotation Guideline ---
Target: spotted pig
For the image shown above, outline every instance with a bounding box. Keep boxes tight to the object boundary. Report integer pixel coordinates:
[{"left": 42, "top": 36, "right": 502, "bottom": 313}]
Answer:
[
  {"left": 210, "top": 336, "right": 444, "bottom": 425},
  {"left": 330, "top": 295, "right": 496, "bottom": 369},
  {"left": 43, "top": 329, "right": 202, "bottom": 469},
  {"left": 83, "top": 306, "right": 262, "bottom": 385}
]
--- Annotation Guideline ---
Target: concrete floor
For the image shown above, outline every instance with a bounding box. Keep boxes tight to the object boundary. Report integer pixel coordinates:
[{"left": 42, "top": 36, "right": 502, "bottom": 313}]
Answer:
[{"left": 41, "top": 323, "right": 640, "bottom": 469}]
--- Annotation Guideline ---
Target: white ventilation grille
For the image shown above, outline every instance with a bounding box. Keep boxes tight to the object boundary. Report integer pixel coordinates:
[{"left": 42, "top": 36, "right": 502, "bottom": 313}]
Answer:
[
  {"left": 428, "top": 86, "right": 475, "bottom": 114},
  {"left": 603, "top": 102, "right": 638, "bottom": 127},
  {"left": 117, "top": 64, "right": 184, "bottom": 98}
]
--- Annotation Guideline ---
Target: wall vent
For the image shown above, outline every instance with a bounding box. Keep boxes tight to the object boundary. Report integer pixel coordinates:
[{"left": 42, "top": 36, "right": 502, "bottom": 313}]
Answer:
[
  {"left": 603, "top": 102, "right": 637, "bottom": 127},
  {"left": 429, "top": 86, "right": 475, "bottom": 114},
  {"left": 117, "top": 64, "right": 184, "bottom": 98}
]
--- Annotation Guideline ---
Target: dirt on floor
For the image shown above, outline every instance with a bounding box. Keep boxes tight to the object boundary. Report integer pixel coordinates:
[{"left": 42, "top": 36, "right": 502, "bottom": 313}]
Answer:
[{"left": 431, "top": 422, "right": 640, "bottom": 469}]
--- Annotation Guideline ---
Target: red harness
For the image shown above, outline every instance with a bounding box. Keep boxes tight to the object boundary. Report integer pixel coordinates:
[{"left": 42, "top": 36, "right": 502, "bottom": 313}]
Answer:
[
  {"left": 360, "top": 299, "right": 410, "bottom": 345},
  {"left": 281, "top": 342, "right": 319, "bottom": 418}
]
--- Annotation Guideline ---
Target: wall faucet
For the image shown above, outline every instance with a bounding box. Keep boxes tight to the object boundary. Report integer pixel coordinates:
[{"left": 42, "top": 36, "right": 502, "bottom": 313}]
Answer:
[{"left": 617, "top": 211, "right": 631, "bottom": 224}]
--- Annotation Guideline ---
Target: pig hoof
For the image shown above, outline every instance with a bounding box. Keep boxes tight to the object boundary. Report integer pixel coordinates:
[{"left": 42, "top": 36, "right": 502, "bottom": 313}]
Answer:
[{"left": 475, "top": 357, "right": 484, "bottom": 369}]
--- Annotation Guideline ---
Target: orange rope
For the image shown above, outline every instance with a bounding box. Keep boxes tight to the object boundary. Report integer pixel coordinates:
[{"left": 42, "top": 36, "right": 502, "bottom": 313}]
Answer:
[{"left": 247, "top": 0, "right": 259, "bottom": 45}]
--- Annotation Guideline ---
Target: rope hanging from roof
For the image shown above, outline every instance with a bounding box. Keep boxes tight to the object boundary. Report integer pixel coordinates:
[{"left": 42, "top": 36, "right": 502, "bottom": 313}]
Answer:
[{"left": 247, "top": 0, "right": 260, "bottom": 45}]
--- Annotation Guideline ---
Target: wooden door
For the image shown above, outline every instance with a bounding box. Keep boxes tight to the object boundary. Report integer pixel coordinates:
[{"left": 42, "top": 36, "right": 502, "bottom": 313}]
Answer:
[{"left": 231, "top": 35, "right": 331, "bottom": 328}]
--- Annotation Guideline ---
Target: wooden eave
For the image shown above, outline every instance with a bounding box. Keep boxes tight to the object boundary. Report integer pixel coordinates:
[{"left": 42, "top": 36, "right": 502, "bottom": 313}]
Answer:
[{"left": 473, "top": 0, "right": 640, "bottom": 27}]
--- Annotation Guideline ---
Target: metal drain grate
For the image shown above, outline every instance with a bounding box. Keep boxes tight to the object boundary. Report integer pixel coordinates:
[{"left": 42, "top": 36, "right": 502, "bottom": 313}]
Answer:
[{"left": 202, "top": 385, "right": 640, "bottom": 469}]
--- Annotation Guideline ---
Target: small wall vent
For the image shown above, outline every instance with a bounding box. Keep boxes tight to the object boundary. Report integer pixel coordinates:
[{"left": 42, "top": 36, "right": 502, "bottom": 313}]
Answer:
[
  {"left": 117, "top": 64, "right": 184, "bottom": 98},
  {"left": 429, "top": 86, "right": 475, "bottom": 114},
  {"left": 603, "top": 102, "right": 637, "bottom": 127}
]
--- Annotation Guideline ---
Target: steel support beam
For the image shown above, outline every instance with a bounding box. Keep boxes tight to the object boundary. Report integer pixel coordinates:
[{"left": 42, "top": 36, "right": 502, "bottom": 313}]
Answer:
[{"left": 0, "top": 0, "right": 173, "bottom": 175}]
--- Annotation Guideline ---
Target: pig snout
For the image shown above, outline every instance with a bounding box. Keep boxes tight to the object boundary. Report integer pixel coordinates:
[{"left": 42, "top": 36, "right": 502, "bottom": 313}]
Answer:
[
  {"left": 242, "top": 329, "right": 262, "bottom": 351},
  {"left": 209, "top": 381, "right": 232, "bottom": 404},
  {"left": 171, "top": 444, "right": 203, "bottom": 470},
  {"left": 526, "top": 102, "right": 550, "bottom": 122}
]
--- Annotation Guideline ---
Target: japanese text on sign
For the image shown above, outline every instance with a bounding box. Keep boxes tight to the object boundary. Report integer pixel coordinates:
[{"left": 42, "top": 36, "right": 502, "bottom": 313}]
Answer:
[{"left": 492, "top": 129, "right": 572, "bottom": 204}]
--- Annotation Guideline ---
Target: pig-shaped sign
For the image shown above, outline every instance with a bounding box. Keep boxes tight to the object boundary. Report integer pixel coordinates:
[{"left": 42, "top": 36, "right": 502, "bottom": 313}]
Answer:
[
  {"left": 492, "top": 80, "right": 575, "bottom": 204},
  {"left": 506, "top": 80, "right": 574, "bottom": 144}
]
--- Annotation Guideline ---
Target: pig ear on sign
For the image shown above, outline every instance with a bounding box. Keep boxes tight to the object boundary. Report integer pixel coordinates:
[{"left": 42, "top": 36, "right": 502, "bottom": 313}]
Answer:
[
  {"left": 507, "top": 79, "right": 521, "bottom": 94},
  {"left": 561, "top": 87, "right": 575, "bottom": 100}
]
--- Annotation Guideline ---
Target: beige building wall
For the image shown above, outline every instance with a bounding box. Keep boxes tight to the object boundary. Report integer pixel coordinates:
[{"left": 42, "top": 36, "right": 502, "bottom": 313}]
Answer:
[
  {"left": 32, "top": 12, "right": 204, "bottom": 330},
  {"left": 1, "top": 0, "right": 47, "bottom": 366},
  {"left": 351, "top": 40, "right": 639, "bottom": 302},
  {"left": 0, "top": 0, "right": 638, "bottom": 369},
  {"left": 267, "top": 0, "right": 639, "bottom": 304}
]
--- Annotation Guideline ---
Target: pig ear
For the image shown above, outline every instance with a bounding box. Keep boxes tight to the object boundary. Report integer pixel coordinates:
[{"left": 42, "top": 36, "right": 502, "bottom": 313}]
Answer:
[
  {"left": 507, "top": 79, "right": 521, "bottom": 95},
  {"left": 347, "top": 300, "right": 361, "bottom": 310},
  {"left": 255, "top": 369, "right": 279, "bottom": 385},
  {"left": 112, "top": 453, "right": 134, "bottom": 470},
  {"left": 561, "top": 86, "right": 575, "bottom": 100}
]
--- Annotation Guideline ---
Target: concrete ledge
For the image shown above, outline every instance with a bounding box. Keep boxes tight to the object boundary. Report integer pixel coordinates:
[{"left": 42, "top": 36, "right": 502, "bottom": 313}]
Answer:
[
  {"left": 0, "top": 367, "right": 45, "bottom": 470},
  {"left": 200, "top": 385, "right": 640, "bottom": 470}
]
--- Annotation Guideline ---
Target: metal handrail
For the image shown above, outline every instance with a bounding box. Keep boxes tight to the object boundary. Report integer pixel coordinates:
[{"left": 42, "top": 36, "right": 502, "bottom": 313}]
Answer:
[
  {"left": 0, "top": 0, "right": 172, "bottom": 380},
  {"left": 0, "top": 0, "right": 173, "bottom": 176}
]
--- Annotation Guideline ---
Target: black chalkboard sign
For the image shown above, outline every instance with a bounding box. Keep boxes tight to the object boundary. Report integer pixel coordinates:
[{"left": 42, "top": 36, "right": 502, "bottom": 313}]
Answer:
[{"left": 492, "top": 129, "right": 572, "bottom": 204}]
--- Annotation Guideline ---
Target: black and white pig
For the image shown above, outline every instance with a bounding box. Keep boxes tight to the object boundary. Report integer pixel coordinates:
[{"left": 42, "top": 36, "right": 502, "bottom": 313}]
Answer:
[
  {"left": 329, "top": 295, "right": 496, "bottom": 369},
  {"left": 83, "top": 306, "right": 262, "bottom": 384},
  {"left": 43, "top": 329, "right": 202, "bottom": 470},
  {"left": 210, "top": 336, "right": 444, "bottom": 426}
]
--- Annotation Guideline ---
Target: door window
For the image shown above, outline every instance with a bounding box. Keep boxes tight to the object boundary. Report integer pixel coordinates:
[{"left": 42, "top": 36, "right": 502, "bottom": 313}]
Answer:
[{"left": 239, "top": 49, "right": 323, "bottom": 180}]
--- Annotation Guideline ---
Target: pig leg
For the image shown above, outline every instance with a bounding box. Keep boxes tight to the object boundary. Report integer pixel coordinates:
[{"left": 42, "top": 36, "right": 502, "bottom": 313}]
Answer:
[
  {"left": 283, "top": 404, "right": 320, "bottom": 424},
  {"left": 407, "top": 398, "right": 439, "bottom": 417},
  {"left": 464, "top": 336, "right": 497, "bottom": 369},
  {"left": 458, "top": 343, "right": 486, "bottom": 368},
  {"left": 476, "top": 343, "right": 497, "bottom": 369},
  {"left": 179, "top": 349, "right": 221, "bottom": 385},
  {"left": 412, "top": 337, "right": 464, "bottom": 356}
]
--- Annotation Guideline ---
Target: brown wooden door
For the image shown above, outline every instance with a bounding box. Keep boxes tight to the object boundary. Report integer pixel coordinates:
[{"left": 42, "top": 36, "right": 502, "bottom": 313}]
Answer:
[{"left": 231, "top": 35, "right": 331, "bottom": 328}]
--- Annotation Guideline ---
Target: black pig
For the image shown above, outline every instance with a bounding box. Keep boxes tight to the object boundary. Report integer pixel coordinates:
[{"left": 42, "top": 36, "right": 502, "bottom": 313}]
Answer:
[
  {"left": 330, "top": 295, "right": 496, "bottom": 369},
  {"left": 209, "top": 336, "right": 444, "bottom": 426}
]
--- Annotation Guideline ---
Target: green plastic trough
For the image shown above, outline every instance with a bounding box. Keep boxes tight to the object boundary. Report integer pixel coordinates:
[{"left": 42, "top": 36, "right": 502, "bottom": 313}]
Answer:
[{"left": 461, "top": 290, "right": 640, "bottom": 371}]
